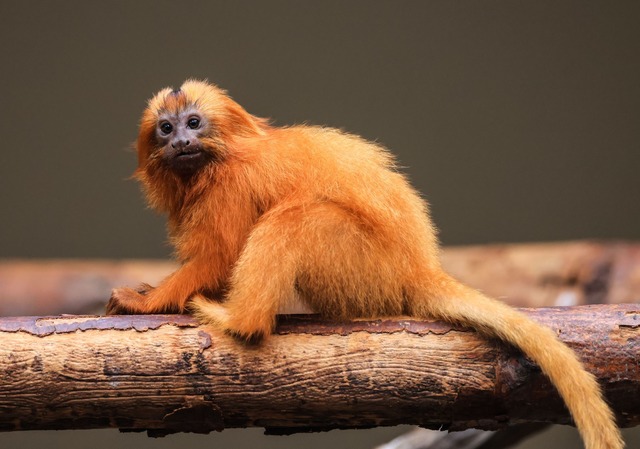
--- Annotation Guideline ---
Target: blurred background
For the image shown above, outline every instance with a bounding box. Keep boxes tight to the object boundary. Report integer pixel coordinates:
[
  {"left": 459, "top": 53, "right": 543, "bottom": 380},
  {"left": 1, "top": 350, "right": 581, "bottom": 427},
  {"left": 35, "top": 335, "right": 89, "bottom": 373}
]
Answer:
[{"left": 0, "top": 1, "right": 638, "bottom": 448}]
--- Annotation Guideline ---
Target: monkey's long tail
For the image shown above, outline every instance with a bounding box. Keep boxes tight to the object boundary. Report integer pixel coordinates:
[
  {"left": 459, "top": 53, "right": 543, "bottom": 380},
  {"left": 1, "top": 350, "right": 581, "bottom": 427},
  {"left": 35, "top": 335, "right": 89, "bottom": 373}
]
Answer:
[{"left": 411, "top": 272, "right": 623, "bottom": 449}]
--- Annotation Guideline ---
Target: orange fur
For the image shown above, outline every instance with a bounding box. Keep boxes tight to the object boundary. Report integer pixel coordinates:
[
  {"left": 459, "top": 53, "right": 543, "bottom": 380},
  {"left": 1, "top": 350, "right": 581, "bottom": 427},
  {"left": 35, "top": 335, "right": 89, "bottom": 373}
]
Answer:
[{"left": 107, "top": 80, "right": 623, "bottom": 449}]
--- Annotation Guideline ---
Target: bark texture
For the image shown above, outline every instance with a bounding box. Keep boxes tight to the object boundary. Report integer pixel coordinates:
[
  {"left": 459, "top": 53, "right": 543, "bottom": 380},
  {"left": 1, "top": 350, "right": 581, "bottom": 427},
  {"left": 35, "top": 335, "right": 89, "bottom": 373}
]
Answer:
[{"left": 0, "top": 305, "right": 638, "bottom": 436}]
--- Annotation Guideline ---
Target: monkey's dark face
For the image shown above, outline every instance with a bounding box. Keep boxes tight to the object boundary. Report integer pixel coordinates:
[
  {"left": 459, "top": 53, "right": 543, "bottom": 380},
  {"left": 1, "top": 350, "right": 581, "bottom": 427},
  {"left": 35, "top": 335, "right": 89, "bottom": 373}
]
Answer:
[
  {"left": 138, "top": 80, "right": 266, "bottom": 185},
  {"left": 155, "top": 107, "right": 213, "bottom": 175}
]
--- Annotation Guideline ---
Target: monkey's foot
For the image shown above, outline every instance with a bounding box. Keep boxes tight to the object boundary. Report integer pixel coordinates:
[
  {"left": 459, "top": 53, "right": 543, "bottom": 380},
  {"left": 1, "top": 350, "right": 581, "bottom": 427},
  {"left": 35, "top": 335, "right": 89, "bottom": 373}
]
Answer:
[
  {"left": 189, "top": 296, "right": 270, "bottom": 342},
  {"left": 106, "top": 287, "right": 149, "bottom": 315}
]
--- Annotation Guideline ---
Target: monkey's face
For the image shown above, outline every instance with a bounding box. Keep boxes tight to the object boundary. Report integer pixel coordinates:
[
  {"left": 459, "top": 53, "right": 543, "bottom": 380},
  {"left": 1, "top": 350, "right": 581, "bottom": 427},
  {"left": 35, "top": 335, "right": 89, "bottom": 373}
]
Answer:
[
  {"left": 154, "top": 105, "right": 213, "bottom": 175},
  {"left": 137, "top": 80, "right": 266, "bottom": 183}
]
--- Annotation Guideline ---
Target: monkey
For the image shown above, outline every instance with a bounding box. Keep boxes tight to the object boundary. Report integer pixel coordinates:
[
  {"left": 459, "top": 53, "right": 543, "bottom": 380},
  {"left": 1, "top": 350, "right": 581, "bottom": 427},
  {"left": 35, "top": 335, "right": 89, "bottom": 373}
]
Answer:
[{"left": 106, "top": 79, "right": 623, "bottom": 449}]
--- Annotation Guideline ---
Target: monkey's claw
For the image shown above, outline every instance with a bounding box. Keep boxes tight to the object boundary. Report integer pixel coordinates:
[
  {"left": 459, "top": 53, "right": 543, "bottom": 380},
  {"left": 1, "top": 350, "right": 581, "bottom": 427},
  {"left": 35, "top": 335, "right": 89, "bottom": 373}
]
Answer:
[{"left": 136, "top": 283, "right": 155, "bottom": 295}]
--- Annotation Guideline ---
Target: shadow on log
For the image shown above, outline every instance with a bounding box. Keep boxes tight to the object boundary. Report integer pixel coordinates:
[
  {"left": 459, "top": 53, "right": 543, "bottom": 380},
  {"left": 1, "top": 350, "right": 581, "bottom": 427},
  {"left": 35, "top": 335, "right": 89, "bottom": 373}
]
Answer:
[{"left": 0, "top": 305, "right": 638, "bottom": 436}]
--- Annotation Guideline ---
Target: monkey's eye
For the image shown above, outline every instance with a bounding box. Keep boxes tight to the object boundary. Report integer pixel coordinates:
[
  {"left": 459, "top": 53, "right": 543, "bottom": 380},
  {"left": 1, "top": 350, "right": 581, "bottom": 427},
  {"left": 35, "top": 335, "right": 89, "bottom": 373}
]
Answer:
[
  {"left": 187, "top": 117, "right": 200, "bottom": 129},
  {"left": 160, "top": 122, "right": 173, "bottom": 134}
]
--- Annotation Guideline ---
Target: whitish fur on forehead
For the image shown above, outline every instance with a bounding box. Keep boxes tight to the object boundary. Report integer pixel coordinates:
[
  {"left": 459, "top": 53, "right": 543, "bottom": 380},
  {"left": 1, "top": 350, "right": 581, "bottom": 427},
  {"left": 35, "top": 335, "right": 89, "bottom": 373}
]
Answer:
[{"left": 146, "top": 80, "right": 230, "bottom": 118}]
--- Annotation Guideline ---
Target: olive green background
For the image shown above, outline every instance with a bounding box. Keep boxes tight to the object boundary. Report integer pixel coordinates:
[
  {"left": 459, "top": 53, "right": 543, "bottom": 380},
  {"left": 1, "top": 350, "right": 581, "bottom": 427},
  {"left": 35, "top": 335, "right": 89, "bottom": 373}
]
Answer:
[{"left": 1, "top": 1, "right": 639, "bottom": 448}]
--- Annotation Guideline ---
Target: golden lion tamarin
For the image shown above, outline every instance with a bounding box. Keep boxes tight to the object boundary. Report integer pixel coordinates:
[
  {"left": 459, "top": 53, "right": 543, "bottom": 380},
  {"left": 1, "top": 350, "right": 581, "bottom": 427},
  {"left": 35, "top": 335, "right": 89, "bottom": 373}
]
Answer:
[{"left": 107, "top": 79, "right": 623, "bottom": 449}]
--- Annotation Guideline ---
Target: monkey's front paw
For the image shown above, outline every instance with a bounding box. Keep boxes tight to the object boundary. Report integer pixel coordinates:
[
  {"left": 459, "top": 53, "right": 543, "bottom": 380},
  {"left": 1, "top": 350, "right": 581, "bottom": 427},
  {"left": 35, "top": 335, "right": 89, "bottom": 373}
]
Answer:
[{"left": 106, "top": 287, "right": 147, "bottom": 315}]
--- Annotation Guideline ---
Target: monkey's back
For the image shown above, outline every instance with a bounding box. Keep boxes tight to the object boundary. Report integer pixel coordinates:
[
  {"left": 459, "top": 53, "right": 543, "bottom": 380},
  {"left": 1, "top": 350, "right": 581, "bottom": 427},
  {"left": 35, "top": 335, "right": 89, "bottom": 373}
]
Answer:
[
  {"left": 240, "top": 125, "right": 442, "bottom": 318},
  {"left": 259, "top": 125, "right": 438, "bottom": 251}
]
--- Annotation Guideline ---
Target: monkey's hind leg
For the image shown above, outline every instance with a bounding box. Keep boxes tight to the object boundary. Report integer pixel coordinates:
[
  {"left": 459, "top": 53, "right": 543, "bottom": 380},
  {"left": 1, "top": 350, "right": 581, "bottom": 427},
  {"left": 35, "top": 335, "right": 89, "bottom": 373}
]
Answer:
[
  {"left": 190, "top": 203, "right": 307, "bottom": 340},
  {"left": 191, "top": 200, "right": 396, "bottom": 340}
]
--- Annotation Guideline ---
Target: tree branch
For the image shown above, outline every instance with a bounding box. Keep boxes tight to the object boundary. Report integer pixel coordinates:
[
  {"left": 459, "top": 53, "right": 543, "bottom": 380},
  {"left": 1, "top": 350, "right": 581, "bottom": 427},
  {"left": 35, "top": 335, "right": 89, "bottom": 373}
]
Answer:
[{"left": 0, "top": 305, "right": 638, "bottom": 436}]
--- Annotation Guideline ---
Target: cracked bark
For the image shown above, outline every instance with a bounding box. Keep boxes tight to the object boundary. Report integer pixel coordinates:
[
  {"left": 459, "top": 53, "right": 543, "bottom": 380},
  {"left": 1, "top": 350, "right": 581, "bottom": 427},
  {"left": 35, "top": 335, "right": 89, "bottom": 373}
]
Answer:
[{"left": 0, "top": 305, "right": 638, "bottom": 436}]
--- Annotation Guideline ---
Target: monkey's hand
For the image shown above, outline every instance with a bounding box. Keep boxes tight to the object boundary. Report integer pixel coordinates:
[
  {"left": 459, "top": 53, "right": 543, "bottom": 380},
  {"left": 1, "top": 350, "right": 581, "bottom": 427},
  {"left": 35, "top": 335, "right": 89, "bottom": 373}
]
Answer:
[{"left": 106, "top": 283, "right": 187, "bottom": 315}]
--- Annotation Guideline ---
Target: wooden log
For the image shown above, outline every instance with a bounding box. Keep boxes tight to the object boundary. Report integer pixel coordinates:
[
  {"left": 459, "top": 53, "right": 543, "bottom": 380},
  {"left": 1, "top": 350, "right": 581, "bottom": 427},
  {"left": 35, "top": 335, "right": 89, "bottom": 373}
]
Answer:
[
  {"left": 1, "top": 241, "right": 639, "bottom": 316},
  {"left": 0, "top": 305, "right": 638, "bottom": 436}
]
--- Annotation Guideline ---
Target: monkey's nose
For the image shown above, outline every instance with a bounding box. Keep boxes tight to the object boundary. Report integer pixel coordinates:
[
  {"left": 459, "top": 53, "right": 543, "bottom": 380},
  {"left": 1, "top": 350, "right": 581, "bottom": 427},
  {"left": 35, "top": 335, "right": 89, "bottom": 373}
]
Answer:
[{"left": 172, "top": 139, "right": 191, "bottom": 150}]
